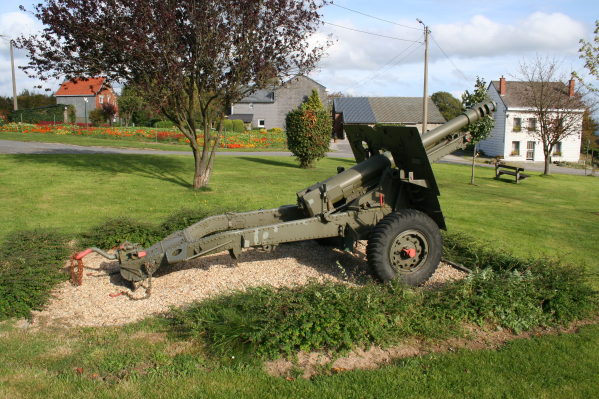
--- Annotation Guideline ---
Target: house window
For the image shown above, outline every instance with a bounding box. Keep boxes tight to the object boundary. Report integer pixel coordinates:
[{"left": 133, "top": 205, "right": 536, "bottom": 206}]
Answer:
[
  {"left": 98, "top": 95, "right": 104, "bottom": 104},
  {"left": 553, "top": 142, "right": 562, "bottom": 156},
  {"left": 513, "top": 117, "right": 522, "bottom": 132},
  {"left": 249, "top": 103, "right": 254, "bottom": 109},
  {"left": 511, "top": 141, "right": 520, "bottom": 156},
  {"left": 258, "top": 119, "right": 265, "bottom": 128},
  {"left": 527, "top": 118, "right": 536, "bottom": 131}
]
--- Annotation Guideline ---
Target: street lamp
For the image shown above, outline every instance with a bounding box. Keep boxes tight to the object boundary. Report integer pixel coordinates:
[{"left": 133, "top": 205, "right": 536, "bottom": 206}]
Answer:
[{"left": 83, "top": 97, "right": 88, "bottom": 125}]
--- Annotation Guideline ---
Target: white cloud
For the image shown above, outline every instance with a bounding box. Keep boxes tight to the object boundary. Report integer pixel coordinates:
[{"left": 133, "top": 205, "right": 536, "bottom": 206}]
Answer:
[
  {"left": 0, "top": 11, "right": 59, "bottom": 97},
  {"left": 432, "top": 12, "right": 585, "bottom": 58}
]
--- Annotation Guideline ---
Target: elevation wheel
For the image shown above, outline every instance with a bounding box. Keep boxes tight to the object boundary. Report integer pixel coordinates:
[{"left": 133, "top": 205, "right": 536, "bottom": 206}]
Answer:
[{"left": 367, "top": 210, "right": 442, "bottom": 286}]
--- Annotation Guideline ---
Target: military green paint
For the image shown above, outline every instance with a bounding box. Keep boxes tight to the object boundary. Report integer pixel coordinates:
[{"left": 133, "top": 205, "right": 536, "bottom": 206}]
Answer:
[{"left": 114, "top": 102, "right": 497, "bottom": 283}]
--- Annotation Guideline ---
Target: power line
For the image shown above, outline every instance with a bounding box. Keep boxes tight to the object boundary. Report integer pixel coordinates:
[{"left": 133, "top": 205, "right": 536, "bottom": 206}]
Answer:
[
  {"left": 430, "top": 34, "right": 470, "bottom": 82},
  {"left": 323, "top": 21, "right": 422, "bottom": 43},
  {"left": 330, "top": 2, "right": 422, "bottom": 31}
]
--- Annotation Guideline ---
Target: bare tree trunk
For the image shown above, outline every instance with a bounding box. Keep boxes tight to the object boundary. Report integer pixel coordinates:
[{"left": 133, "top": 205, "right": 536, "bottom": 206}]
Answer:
[
  {"left": 543, "top": 153, "right": 551, "bottom": 175},
  {"left": 191, "top": 120, "right": 221, "bottom": 189},
  {"left": 470, "top": 143, "right": 476, "bottom": 185}
]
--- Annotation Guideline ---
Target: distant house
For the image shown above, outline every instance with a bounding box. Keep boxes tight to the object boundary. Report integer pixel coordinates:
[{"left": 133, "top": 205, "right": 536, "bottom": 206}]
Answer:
[
  {"left": 55, "top": 77, "right": 118, "bottom": 123},
  {"left": 479, "top": 77, "right": 584, "bottom": 162},
  {"left": 332, "top": 97, "right": 446, "bottom": 139},
  {"left": 229, "top": 75, "right": 327, "bottom": 129}
]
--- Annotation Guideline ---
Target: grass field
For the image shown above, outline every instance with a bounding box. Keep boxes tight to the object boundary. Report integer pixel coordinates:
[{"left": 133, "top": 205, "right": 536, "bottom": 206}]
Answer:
[
  {"left": 0, "top": 153, "right": 598, "bottom": 397},
  {"left": 0, "top": 319, "right": 598, "bottom": 398},
  {"left": 0, "top": 131, "right": 288, "bottom": 152},
  {"left": 0, "top": 153, "right": 596, "bottom": 272}
]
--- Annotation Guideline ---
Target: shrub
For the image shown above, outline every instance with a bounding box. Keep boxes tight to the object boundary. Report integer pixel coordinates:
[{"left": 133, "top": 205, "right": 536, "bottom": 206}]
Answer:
[
  {"left": 285, "top": 108, "right": 331, "bottom": 168},
  {"left": 154, "top": 120, "right": 175, "bottom": 128},
  {"left": 0, "top": 229, "right": 70, "bottom": 320},
  {"left": 89, "top": 108, "right": 105, "bottom": 126},
  {"left": 232, "top": 119, "right": 245, "bottom": 133},
  {"left": 159, "top": 208, "right": 217, "bottom": 236},
  {"left": 78, "top": 217, "right": 161, "bottom": 249},
  {"left": 170, "top": 232, "right": 597, "bottom": 359},
  {"left": 222, "top": 119, "right": 234, "bottom": 132},
  {"left": 9, "top": 104, "right": 66, "bottom": 124}
]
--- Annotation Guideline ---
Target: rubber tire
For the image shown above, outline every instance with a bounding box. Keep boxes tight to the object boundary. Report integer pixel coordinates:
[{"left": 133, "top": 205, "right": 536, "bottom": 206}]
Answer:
[{"left": 367, "top": 210, "right": 442, "bottom": 286}]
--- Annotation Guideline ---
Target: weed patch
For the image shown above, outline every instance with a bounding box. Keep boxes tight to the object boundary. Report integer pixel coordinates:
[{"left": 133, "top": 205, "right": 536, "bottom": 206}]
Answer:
[
  {"left": 170, "top": 233, "right": 598, "bottom": 359},
  {"left": 0, "top": 229, "right": 70, "bottom": 320}
]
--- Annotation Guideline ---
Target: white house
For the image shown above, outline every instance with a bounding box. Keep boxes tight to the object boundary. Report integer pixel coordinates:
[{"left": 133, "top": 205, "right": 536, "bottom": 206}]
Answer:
[{"left": 479, "top": 77, "right": 584, "bottom": 162}]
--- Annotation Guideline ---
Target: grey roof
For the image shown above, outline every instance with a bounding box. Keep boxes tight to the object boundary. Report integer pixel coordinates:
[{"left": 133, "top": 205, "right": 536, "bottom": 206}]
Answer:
[
  {"left": 333, "top": 97, "right": 446, "bottom": 124},
  {"left": 491, "top": 81, "right": 586, "bottom": 109},
  {"left": 227, "top": 114, "right": 253, "bottom": 123},
  {"left": 238, "top": 89, "right": 275, "bottom": 103}
]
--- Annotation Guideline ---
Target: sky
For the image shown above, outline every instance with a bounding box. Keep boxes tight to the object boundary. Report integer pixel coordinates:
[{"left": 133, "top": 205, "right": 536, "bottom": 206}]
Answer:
[{"left": 0, "top": 0, "right": 597, "bottom": 100}]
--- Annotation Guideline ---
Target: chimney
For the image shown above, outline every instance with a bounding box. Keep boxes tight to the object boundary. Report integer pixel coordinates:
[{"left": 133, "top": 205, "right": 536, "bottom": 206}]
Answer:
[
  {"left": 568, "top": 78, "right": 575, "bottom": 97},
  {"left": 499, "top": 76, "right": 506, "bottom": 96}
]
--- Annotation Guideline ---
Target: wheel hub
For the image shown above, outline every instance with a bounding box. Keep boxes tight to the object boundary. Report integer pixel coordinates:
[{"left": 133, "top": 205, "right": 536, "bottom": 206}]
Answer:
[{"left": 389, "top": 229, "right": 428, "bottom": 272}]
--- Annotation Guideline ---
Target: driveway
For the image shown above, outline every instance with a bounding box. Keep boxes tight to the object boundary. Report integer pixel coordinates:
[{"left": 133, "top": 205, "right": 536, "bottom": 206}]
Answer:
[{"left": 0, "top": 139, "right": 595, "bottom": 177}]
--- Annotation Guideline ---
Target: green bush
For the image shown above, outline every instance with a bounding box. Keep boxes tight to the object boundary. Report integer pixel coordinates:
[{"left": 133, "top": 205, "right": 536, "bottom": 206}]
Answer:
[
  {"left": 170, "top": 233, "right": 597, "bottom": 359},
  {"left": 78, "top": 217, "right": 161, "bottom": 249},
  {"left": 88, "top": 108, "right": 105, "bottom": 126},
  {"left": 285, "top": 90, "right": 331, "bottom": 168},
  {"left": 9, "top": 104, "right": 65, "bottom": 124},
  {"left": 159, "top": 208, "right": 218, "bottom": 236},
  {"left": 154, "top": 120, "right": 175, "bottom": 128},
  {"left": 0, "top": 230, "right": 70, "bottom": 320},
  {"left": 232, "top": 119, "right": 245, "bottom": 133},
  {"left": 222, "top": 119, "right": 234, "bottom": 132}
]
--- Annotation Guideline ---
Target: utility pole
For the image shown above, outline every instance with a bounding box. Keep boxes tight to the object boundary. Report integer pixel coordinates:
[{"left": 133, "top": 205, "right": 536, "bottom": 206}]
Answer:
[
  {"left": 10, "top": 40, "right": 17, "bottom": 111},
  {"left": 417, "top": 19, "right": 429, "bottom": 134}
]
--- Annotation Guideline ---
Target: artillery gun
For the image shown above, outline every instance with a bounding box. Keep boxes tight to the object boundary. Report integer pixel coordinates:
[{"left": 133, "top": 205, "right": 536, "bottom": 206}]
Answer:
[{"left": 73, "top": 101, "right": 495, "bottom": 288}]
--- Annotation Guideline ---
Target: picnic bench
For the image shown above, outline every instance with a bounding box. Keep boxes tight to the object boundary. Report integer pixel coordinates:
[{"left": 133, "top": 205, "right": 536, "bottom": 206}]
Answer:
[{"left": 494, "top": 162, "right": 530, "bottom": 183}]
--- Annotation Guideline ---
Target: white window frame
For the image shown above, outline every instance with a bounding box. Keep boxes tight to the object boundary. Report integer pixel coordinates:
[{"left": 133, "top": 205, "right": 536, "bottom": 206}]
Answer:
[
  {"left": 258, "top": 119, "right": 265, "bottom": 128},
  {"left": 98, "top": 95, "right": 104, "bottom": 104}
]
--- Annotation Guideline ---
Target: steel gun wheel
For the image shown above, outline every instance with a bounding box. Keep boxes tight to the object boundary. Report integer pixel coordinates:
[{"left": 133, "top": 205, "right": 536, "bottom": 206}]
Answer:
[{"left": 367, "top": 210, "right": 442, "bottom": 286}]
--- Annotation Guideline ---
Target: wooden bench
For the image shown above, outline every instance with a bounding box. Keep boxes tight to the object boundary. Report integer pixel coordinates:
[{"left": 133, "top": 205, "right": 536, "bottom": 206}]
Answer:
[{"left": 495, "top": 162, "right": 530, "bottom": 183}]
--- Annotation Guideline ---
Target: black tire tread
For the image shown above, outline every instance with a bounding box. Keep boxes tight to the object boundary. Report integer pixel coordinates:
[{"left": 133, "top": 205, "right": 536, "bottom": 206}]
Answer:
[{"left": 367, "top": 209, "right": 442, "bottom": 286}]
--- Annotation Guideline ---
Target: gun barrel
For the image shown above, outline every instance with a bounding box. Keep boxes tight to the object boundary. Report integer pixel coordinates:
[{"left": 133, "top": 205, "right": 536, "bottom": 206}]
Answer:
[{"left": 421, "top": 101, "right": 496, "bottom": 149}]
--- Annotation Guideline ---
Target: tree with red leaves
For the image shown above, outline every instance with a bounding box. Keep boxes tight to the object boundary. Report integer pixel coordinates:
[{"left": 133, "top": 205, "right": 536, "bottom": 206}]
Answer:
[{"left": 17, "top": 0, "right": 328, "bottom": 188}]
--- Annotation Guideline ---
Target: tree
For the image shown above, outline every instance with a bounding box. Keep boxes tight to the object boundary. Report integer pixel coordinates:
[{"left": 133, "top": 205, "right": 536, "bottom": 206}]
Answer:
[
  {"left": 431, "top": 91, "right": 462, "bottom": 121},
  {"left": 286, "top": 89, "right": 331, "bottom": 168},
  {"left": 101, "top": 103, "right": 117, "bottom": 126},
  {"left": 461, "top": 77, "right": 494, "bottom": 184},
  {"left": 582, "top": 109, "right": 599, "bottom": 148},
  {"left": 118, "top": 86, "right": 146, "bottom": 127},
  {"left": 577, "top": 20, "right": 599, "bottom": 91},
  {"left": 18, "top": 0, "right": 327, "bottom": 189},
  {"left": 517, "top": 57, "right": 586, "bottom": 175}
]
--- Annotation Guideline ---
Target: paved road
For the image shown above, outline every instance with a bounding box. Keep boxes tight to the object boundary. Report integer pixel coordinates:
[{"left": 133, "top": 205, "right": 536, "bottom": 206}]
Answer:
[{"left": 0, "top": 139, "right": 595, "bottom": 177}]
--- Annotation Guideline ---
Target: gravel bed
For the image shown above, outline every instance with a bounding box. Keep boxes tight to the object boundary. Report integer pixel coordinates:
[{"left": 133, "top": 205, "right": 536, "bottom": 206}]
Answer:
[{"left": 31, "top": 241, "right": 465, "bottom": 328}]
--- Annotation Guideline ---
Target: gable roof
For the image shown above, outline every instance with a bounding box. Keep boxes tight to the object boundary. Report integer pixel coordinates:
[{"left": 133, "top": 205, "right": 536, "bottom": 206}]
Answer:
[
  {"left": 237, "top": 89, "right": 275, "bottom": 103},
  {"left": 236, "top": 75, "right": 325, "bottom": 104},
  {"left": 490, "top": 80, "right": 585, "bottom": 110},
  {"left": 333, "top": 97, "right": 446, "bottom": 124},
  {"left": 55, "top": 77, "right": 108, "bottom": 96}
]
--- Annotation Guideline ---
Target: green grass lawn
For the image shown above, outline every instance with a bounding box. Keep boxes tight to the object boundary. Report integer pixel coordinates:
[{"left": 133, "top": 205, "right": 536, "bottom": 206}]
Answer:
[
  {"left": 0, "top": 131, "right": 288, "bottom": 152},
  {"left": 0, "top": 153, "right": 598, "bottom": 397},
  {"left": 0, "top": 319, "right": 598, "bottom": 398},
  {"left": 0, "top": 153, "right": 596, "bottom": 272}
]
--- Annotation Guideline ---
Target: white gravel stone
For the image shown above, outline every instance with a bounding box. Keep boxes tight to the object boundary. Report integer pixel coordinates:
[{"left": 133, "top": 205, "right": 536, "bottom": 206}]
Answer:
[{"left": 31, "top": 241, "right": 465, "bottom": 328}]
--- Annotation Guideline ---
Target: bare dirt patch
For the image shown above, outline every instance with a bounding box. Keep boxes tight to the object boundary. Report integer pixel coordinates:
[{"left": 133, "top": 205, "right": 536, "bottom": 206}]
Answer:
[
  {"left": 30, "top": 240, "right": 464, "bottom": 328},
  {"left": 265, "top": 319, "right": 598, "bottom": 379}
]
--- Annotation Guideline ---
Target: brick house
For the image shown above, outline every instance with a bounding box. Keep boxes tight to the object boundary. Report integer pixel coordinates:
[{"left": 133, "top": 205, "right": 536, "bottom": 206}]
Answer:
[
  {"left": 479, "top": 77, "right": 584, "bottom": 162},
  {"left": 229, "top": 75, "right": 327, "bottom": 130},
  {"left": 55, "top": 77, "right": 118, "bottom": 123}
]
